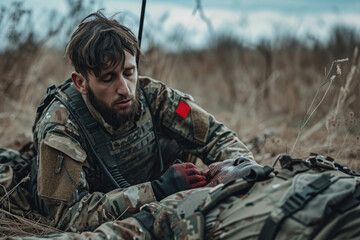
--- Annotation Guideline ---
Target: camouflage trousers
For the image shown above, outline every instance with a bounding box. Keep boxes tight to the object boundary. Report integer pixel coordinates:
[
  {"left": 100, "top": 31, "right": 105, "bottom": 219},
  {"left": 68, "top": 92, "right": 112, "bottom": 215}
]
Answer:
[{"left": 4, "top": 166, "right": 360, "bottom": 240}]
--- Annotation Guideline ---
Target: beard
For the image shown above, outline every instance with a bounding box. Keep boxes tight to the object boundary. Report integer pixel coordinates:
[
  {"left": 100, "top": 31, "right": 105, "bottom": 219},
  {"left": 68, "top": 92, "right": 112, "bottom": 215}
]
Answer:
[{"left": 86, "top": 83, "right": 141, "bottom": 130}]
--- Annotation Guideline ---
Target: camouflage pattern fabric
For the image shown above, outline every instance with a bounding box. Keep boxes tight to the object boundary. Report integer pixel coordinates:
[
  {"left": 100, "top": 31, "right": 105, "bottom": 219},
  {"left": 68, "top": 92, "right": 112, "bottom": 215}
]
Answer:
[
  {"left": 30, "top": 76, "right": 253, "bottom": 232},
  {"left": 6, "top": 159, "right": 360, "bottom": 240}
]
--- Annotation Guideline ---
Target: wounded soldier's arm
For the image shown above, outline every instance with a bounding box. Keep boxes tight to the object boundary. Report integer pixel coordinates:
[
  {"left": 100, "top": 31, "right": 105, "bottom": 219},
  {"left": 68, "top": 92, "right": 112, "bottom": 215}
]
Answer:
[{"left": 35, "top": 135, "right": 156, "bottom": 232}]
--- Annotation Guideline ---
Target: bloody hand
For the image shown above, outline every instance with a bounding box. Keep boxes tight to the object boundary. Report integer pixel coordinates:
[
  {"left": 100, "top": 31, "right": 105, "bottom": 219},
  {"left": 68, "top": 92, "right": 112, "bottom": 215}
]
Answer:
[
  {"left": 151, "top": 163, "right": 207, "bottom": 201},
  {"left": 203, "top": 157, "right": 260, "bottom": 187}
]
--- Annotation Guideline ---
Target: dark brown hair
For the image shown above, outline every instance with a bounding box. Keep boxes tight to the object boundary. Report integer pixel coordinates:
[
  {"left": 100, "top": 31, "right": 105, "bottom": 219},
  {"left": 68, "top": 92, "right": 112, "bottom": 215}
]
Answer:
[{"left": 66, "top": 11, "right": 141, "bottom": 79}]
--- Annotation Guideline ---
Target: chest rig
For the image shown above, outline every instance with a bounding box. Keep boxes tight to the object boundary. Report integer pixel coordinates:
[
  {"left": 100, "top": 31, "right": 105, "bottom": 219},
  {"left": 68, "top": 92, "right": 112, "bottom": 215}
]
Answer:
[{"left": 35, "top": 79, "right": 166, "bottom": 189}]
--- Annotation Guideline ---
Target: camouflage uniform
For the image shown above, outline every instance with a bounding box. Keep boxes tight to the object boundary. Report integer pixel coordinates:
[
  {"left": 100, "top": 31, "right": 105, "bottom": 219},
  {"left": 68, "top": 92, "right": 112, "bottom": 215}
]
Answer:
[
  {"left": 29, "top": 77, "right": 253, "bottom": 232},
  {"left": 7, "top": 156, "right": 360, "bottom": 240}
]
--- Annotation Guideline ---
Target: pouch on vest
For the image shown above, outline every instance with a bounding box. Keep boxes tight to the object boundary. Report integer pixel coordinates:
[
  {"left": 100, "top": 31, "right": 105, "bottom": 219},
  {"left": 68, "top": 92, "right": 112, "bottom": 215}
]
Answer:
[{"left": 37, "top": 137, "right": 85, "bottom": 202}]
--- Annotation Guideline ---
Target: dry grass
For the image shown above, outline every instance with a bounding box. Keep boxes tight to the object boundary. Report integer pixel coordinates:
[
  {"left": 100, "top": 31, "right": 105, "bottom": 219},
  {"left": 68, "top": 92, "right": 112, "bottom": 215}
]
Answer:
[
  {"left": 1, "top": 22, "right": 360, "bottom": 163},
  {"left": 139, "top": 39, "right": 360, "bottom": 169},
  {"left": 0, "top": 2, "right": 360, "bottom": 236},
  {"left": 2, "top": 38, "right": 358, "bottom": 167},
  {"left": 0, "top": 208, "right": 61, "bottom": 237}
]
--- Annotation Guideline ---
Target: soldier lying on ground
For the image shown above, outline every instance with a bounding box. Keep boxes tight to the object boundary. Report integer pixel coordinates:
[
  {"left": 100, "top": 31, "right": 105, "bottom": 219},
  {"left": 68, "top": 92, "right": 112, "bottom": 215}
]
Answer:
[
  {"left": 0, "top": 10, "right": 258, "bottom": 233},
  {"left": 4, "top": 154, "right": 360, "bottom": 239}
]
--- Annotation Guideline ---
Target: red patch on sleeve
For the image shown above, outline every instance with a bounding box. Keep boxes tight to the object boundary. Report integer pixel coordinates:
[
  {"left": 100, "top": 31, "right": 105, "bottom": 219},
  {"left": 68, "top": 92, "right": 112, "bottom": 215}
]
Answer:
[{"left": 175, "top": 101, "right": 190, "bottom": 119}]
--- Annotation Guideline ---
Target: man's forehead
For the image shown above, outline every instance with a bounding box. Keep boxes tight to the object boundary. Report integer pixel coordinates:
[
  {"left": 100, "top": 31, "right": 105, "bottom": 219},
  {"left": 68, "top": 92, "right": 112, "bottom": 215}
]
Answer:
[
  {"left": 90, "top": 52, "right": 135, "bottom": 76},
  {"left": 104, "top": 51, "right": 135, "bottom": 68}
]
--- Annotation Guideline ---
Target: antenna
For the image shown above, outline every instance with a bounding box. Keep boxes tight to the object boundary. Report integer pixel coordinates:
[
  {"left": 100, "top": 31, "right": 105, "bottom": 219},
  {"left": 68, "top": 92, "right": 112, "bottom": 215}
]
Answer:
[
  {"left": 137, "top": 0, "right": 147, "bottom": 64},
  {"left": 136, "top": 0, "right": 164, "bottom": 172}
]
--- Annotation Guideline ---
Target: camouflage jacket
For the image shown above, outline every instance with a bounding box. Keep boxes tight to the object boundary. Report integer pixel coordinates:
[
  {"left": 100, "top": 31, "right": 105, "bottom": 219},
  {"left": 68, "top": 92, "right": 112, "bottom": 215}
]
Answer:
[{"left": 32, "top": 76, "right": 253, "bottom": 232}]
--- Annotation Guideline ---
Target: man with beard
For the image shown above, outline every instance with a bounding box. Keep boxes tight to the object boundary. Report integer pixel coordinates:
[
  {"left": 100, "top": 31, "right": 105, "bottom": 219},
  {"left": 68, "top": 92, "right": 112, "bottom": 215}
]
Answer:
[{"left": 22, "top": 11, "right": 258, "bottom": 233}]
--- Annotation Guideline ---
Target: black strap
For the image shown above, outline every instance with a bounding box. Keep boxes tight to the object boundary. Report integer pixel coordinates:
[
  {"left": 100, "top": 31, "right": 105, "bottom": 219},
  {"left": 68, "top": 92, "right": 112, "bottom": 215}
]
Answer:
[
  {"left": 334, "top": 162, "right": 360, "bottom": 177},
  {"left": 244, "top": 165, "right": 274, "bottom": 183},
  {"left": 137, "top": 0, "right": 147, "bottom": 65},
  {"left": 258, "top": 173, "right": 334, "bottom": 240},
  {"left": 57, "top": 83, "right": 130, "bottom": 188},
  {"left": 133, "top": 206, "right": 155, "bottom": 234},
  {"left": 32, "top": 84, "right": 56, "bottom": 132}
]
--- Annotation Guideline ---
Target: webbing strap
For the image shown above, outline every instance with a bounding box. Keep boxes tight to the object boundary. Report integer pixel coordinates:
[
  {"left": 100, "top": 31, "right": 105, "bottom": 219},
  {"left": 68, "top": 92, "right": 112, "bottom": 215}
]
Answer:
[
  {"left": 56, "top": 82, "right": 130, "bottom": 188},
  {"left": 33, "top": 84, "right": 56, "bottom": 132},
  {"left": 258, "top": 173, "right": 333, "bottom": 240}
]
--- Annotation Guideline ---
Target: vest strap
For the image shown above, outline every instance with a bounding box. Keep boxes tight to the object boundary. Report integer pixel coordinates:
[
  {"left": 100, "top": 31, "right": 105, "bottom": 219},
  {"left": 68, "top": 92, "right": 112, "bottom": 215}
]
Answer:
[{"left": 258, "top": 173, "right": 334, "bottom": 240}]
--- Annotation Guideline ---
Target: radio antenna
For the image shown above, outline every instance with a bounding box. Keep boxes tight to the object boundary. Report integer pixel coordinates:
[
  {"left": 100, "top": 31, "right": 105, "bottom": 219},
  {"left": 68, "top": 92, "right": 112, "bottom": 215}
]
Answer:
[{"left": 137, "top": 0, "right": 147, "bottom": 65}]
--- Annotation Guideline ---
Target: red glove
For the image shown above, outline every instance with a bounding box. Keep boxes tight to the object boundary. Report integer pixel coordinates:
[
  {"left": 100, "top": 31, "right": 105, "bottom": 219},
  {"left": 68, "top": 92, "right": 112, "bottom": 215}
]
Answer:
[
  {"left": 203, "top": 158, "right": 260, "bottom": 187},
  {"left": 172, "top": 163, "right": 207, "bottom": 188},
  {"left": 151, "top": 163, "right": 207, "bottom": 201}
]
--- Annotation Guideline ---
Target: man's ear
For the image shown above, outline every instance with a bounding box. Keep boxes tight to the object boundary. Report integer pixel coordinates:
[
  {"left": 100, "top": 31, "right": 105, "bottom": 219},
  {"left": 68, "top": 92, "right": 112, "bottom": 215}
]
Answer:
[{"left": 71, "top": 72, "right": 87, "bottom": 95}]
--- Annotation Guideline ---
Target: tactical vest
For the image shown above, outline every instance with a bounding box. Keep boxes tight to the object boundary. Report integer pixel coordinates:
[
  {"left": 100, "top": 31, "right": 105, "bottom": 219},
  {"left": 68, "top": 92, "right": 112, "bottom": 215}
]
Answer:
[{"left": 34, "top": 79, "right": 183, "bottom": 192}]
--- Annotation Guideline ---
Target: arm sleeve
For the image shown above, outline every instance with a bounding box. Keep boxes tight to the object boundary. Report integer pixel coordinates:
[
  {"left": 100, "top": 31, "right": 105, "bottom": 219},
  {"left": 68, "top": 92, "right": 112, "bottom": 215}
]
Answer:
[{"left": 142, "top": 77, "right": 254, "bottom": 165}]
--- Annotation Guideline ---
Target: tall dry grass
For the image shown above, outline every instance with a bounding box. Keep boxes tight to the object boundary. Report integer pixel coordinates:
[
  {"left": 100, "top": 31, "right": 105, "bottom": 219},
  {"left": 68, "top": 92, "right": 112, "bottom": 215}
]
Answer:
[
  {"left": 0, "top": 1, "right": 360, "bottom": 237},
  {"left": 0, "top": 2, "right": 359, "bottom": 167}
]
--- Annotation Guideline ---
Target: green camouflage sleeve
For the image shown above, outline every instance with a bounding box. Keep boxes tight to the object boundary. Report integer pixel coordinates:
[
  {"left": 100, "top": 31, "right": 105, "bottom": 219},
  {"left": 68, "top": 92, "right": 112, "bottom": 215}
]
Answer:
[
  {"left": 33, "top": 100, "right": 157, "bottom": 232},
  {"left": 140, "top": 77, "right": 254, "bottom": 164},
  {"left": 51, "top": 174, "right": 156, "bottom": 232}
]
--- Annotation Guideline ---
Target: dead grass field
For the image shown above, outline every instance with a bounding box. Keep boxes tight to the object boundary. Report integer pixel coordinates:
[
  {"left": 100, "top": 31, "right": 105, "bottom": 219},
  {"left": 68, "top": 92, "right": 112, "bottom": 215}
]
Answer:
[
  {"left": 140, "top": 41, "right": 360, "bottom": 171},
  {"left": 0, "top": 2, "right": 360, "bottom": 237},
  {"left": 0, "top": 20, "right": 360, "bottom": 168},
  {"left": 0, "top": 36, "right": 359, "bottom": 170},
  {"left": 1, "top": 1, "right": 359, "bottom": 169}
]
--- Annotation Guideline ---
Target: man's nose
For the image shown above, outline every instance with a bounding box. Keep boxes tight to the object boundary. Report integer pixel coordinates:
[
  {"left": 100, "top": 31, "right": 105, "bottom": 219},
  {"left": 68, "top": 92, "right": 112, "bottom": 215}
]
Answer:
[{"left": 115, "top": 76, "right": 130, "bottom": 96}]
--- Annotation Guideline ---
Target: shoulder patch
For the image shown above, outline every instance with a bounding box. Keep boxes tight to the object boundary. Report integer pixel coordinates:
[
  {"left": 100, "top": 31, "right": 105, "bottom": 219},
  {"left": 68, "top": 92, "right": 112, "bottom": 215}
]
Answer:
[{"left": 176, "top": 101, "right": 191, "bottom": 119}]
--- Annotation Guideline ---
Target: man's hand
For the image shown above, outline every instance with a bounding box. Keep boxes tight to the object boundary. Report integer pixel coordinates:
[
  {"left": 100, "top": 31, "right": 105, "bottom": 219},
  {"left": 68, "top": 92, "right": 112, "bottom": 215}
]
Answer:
[
  {"left": 203, "top": 157, "right": 261, "bottom": 187},
  {"left": 151, "top": 163, "right": 207, "bottom": 201}
]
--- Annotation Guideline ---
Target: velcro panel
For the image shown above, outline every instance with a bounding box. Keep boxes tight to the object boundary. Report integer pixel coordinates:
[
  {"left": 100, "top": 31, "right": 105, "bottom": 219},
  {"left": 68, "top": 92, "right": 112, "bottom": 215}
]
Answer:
[
  {"left": 37, "top": 141, "right": 83, "bottom": 202},
  {"left": 189, "top": 101, "right": 209, "bottom": 145}
]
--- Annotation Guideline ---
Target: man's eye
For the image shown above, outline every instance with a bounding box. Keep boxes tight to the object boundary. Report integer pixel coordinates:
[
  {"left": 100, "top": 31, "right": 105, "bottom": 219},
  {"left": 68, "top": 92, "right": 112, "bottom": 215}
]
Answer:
[
  {"left": 124, "top": 69, "right": 134, "bottom": 77},
  {"left": 102, "top": 75, "right": 113, "bottom": 82}
]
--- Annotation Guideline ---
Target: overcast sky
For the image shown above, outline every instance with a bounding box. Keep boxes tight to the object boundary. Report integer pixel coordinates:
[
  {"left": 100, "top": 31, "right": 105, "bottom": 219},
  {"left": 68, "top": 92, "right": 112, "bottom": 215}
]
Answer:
[{"left": 2, "top": 0, "right": 360, "bottom": 50}]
